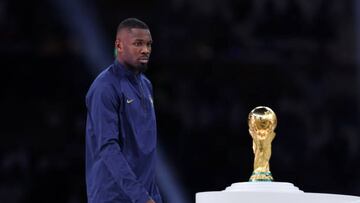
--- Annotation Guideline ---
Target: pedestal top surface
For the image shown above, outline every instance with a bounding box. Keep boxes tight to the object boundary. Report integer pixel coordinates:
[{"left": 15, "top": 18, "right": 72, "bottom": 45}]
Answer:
[{"left": 196, "top": 182, "right": 360, "bottom": 203}]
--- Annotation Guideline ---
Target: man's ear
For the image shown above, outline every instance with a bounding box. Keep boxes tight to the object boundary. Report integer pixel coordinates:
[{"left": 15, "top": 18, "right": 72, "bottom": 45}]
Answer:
[{"left": 115, "top": 39, "right": 123, "bottom": 52}]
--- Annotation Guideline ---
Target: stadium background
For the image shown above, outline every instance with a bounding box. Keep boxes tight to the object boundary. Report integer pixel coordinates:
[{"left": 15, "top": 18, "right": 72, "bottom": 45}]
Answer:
[{"left": 1, "top": 0, "right": 360, "bottom": 202}]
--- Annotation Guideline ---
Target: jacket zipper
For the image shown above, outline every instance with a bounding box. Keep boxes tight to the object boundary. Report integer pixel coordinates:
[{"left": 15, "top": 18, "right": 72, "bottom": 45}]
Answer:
[{"left": 138, "top": 77, "right": 147, "bottom": 112}]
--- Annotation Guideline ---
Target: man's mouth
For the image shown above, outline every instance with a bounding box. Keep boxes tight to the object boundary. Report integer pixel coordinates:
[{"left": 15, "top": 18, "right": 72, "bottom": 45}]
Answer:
[{"left": 139, "top": 57, "right": 149, "bottom": 63}]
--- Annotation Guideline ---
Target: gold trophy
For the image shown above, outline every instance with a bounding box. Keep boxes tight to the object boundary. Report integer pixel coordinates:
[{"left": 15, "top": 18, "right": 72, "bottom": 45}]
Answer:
[{"left": 248, "top": 106, "right": 277, "bottom": 182}]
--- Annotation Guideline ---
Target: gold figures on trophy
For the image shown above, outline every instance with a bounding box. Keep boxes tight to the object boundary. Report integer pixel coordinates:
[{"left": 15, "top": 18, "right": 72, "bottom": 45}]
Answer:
[{"left": 248, "top": 106, "right": 277, "bottom": 182}]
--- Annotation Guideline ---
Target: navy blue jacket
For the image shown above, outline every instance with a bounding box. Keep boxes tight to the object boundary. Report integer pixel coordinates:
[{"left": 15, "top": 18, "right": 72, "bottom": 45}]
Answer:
[{"left": 85, "top": 60, "right": 162, "bottom": 203}]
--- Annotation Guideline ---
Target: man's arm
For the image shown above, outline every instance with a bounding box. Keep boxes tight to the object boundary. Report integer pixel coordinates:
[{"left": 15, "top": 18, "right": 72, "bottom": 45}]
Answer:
[{"left": 87, "top": 83, "right": 152, "bottom": 203}]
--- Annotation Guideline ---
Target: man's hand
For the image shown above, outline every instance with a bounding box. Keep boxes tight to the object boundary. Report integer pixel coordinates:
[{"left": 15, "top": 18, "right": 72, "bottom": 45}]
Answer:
[{"left": 146, "top": 199, "right": 156, "bottom": 203}]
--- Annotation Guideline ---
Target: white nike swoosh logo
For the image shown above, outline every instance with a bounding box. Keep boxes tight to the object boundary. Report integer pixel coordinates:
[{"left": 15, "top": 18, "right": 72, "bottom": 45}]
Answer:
[{"left": 126, "top": 99, "right": 134, "bottom": 104}]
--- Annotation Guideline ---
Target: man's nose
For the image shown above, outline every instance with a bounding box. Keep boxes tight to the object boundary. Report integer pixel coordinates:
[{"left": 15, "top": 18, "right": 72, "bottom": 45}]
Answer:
[{"left": 141, "top": 46, "right": 151, "bottom": 54}]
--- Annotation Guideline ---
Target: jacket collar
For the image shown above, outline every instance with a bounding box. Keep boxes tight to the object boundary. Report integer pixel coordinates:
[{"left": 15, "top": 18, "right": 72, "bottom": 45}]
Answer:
[{"left": 113, "top": 59, "right": 141, "bottom": 84}]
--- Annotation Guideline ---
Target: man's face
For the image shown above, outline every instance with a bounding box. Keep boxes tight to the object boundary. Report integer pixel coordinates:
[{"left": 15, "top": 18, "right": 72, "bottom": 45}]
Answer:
[{"left": 116, "top": 28, "right": 152, "bottom": 72}]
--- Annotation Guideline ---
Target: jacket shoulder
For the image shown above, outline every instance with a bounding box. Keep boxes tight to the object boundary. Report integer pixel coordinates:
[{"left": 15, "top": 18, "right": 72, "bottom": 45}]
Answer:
[{"left": 85, "top": 65, "right": 123, "bottom": 103}]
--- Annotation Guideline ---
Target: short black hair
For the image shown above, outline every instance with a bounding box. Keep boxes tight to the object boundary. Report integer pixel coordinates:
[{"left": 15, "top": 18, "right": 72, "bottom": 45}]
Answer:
[{"left": 117, "top": 18, "right": 149, "bottom": 33}]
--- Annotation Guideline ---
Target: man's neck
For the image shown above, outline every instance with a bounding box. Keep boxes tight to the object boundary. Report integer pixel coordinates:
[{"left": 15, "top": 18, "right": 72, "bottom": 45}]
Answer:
[{"left": 117, "top": 58, "right": 140, "bottom": 75}]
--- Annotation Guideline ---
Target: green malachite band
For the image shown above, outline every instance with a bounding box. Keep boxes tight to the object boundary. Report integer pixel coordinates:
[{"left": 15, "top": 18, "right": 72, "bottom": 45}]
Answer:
[
  {"left": 249, "top": 171, "right": 274, "bottom": 182},
  {"left": 251, "top": 172, "right": 272, "bottom": 175},
  {"left": 249, "top": 179, "right": 273, "bottom": 182}
]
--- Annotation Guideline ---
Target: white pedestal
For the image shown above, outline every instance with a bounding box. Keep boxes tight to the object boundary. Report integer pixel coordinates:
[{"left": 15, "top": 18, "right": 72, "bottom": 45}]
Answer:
[{"left": 196, "top": 182, "right": 360, "bottom": 203}]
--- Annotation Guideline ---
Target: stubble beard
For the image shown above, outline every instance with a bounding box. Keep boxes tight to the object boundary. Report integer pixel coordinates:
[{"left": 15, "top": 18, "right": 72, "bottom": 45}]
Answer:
[
  {"left": 125, "top": 62, "right": 148, "bottom": 73},
  {"left": 138, "top": 63, "right": 148, "bottom": 72}
]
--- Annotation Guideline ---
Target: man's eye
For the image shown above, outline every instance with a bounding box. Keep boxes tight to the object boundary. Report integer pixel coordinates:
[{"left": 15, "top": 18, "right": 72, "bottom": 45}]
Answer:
[{"left": 134, "top": 42, "right": 143, "bottom": 46}]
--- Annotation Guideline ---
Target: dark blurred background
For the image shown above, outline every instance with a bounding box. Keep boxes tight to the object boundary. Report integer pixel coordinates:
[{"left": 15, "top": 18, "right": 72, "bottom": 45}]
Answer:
[{"left": 1, "top": 0, "right": 360, "bottom": 202}]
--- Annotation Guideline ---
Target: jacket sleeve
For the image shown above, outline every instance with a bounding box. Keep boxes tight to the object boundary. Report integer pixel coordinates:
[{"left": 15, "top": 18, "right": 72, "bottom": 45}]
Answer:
[{"left": 87, "top": 83, "right": 151, "bottom": 203}]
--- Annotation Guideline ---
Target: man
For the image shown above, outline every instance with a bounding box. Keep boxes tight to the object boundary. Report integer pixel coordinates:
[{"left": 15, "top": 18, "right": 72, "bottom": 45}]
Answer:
[{"left": 85, "top": 18, "right": 162, "bottom": 203}]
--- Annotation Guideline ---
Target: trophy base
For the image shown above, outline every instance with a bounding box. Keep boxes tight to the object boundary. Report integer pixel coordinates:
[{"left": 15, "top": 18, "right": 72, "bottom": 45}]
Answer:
[
  {"left": 196, "top": 182, "right": 360, "bottom": 203},
  {"left": 249, "top": 171, "right": 273, "bottom": 182}
]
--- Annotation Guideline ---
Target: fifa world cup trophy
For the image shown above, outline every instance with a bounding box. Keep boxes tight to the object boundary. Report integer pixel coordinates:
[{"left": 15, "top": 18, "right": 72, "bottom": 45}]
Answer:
[
  {"left": 195, "top": 106, "right": 360, "bottom": 203},
  {"left": 248, "top": 106, "right": 277, "bottom": 182}
]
